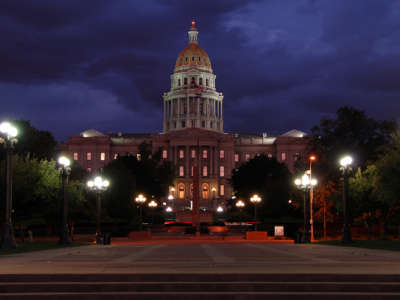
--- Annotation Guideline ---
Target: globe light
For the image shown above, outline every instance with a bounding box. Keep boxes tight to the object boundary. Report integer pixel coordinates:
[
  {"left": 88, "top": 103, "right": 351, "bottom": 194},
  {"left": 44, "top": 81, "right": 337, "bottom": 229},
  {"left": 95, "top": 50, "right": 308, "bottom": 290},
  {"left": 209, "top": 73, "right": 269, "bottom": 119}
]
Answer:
[
  {"left": 135, "top": 194, "right": 146, "bottom": 204},
  {"left": 302, "top": 174, "right": 310, "bottom": 186},
  {"left": 168, "top": 194, "right": 174, "bottom": 200},
  {"left": 216, "top": 206, "right": 224, "bottom": 213},
  {"left": 166, "top": 206, "right": 173, "bottom": 212},
  {"left": 294, "top": 178, "right": 301, "bottom": 186},
  {"left": 250, "top": 194, "right": 262, "bottom": 204},
  {"left": 236, "top": 200, "right": 245, "bottom": 208},
  {"left": 0, "top": 121, "right": 18, "bottom": 138},
  {"left": 340, "top": 156, "right": 353, "bottom": 167},
  {"left": 87, "top": 180, "right": 94, "bottom": 188},
  {"left": 311, "top": 178, "right": 317, "bottom": 186},
  {"left": 58, "top": 156, "right": 71, "bottom": 167},
  {"left": 148, "top": 200, "right": 158, "bottom": 208}
]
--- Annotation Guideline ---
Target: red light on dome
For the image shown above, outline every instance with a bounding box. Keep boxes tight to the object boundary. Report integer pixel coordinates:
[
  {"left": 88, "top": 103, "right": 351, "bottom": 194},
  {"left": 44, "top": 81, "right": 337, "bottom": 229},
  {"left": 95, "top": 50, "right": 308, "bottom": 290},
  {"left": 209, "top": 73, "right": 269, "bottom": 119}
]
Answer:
[{"left": 191, "top": 20, "right": 196, "bottom": 25}]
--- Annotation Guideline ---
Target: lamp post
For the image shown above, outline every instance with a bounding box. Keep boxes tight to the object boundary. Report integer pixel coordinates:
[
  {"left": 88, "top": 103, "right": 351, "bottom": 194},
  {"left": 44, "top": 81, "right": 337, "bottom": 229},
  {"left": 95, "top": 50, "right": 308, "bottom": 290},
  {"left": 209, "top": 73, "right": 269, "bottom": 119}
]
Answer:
[
  {"left": 148, "top": 200, "right": 158, "bottom": 226},
  {"left": 235, "top": 200, "right": 245, "bottom": 224},
  {"left": 135, "top": 194, "right": 147, "bottom": 230},
  {"left": 87, "top": 176, "right": 109, "bottom": 244},
  {"left": 340, "top": 155, "right": 353, "bottom": 244},
  {"left": 250, "top": 194, "right": 262, "bottom": 231},
  {"left": 0, "top": 121, "right": 18, "bottom": 249},
  {"left": 294, "top": 174, "right": 317, "bottom": 243},
  {"left": 309, "top": 155, "right": 316, "bottom": 242},
  {"left": 58, "top": 156, "right": 71, "bottom": 245}
]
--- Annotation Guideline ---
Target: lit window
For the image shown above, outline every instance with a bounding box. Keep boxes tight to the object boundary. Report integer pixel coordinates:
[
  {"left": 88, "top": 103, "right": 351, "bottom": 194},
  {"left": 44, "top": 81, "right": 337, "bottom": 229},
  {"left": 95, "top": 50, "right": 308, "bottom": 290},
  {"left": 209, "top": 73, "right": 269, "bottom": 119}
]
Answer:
[
  {"left": 179, "top": 166, "right": 184, "bottom": 177},
  {"left": 179, "top": 149, "right": 184, "bottom": 159},
  {"left": 137, "top": 153, "right": 141, "bottom": 161},
  {"left": 87, "top": 152, "right": 92, "bottom": 161},
  {"left": 219, "top": 150, "right": 224, "bottom": 159},
  {"left": 220, "top": 184, "right": 224, "bottom": 196},
  {"left": 73, "top": 152, "right": 78, "bottom": 161},
  {"left": 203, "top": 165, "right": 208, "bottom": 177},
  {"left": 219, "top": 166, "right": 225, "bottom": 177},
  {"left": 114, "top": 153, "right": 118, "bottom": 159},
  {"left": 245, "top": 153, "right": 250, "bottom": 161},
  {"left": 191, "top": 149, "right": 196, "bottom": 158},
  {"left": 162, "top": 150, "right": 168, "bottom": 159},
  {"left": 234, "top": 153, "right": 239, "bottom": 162},
  {"left": 202, "top": 149, "right": 208, "bottom": 159},
  {"left": 281, "top": 152, "right": 286, "bottom": 161},
  {"left": 268, "top": 153, "right": 273, "bottom": 158},
  {"left": 202, "top": 184, "right": 209, "bottom": 199},
  {"left": 100, "top": 152, "right": 106, "bottom": 161},
  {"left": 87, "top": 167, "right": 92, "bottom": 173},
  {"left": 191, "top": 166, "right": 194, "bottom": 177},
  {"left": 178, "top": 184, "right": 185, "bottom": 199},
  {"left": 100, "top": 167, "right": 103, "bottom": 172}
]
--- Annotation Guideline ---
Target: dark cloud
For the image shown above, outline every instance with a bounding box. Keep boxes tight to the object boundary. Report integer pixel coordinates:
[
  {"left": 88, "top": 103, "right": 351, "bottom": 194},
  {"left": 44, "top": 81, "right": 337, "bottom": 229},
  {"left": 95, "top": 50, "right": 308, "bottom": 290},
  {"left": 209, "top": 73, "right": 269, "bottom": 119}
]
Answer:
[{"left": 0, "top": 0, "right": 399, "bottom": 140}]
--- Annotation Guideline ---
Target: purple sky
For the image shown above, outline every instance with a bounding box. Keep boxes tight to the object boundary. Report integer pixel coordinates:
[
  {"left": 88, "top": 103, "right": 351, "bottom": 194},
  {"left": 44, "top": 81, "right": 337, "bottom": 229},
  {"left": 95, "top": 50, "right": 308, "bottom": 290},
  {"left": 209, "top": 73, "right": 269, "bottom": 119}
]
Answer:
[{"left": 1, "top": 0, "right": 400, "bottom": 141}]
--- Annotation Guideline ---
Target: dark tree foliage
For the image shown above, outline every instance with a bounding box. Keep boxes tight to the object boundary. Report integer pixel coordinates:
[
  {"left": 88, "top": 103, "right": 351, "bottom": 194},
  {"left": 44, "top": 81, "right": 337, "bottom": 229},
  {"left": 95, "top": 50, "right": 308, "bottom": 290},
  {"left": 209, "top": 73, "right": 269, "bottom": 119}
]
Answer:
[
  {"left": 231, "top": 155, "right": 293, "bottom": 220},
  {"left": 103, "top": 142, "right": 175, "bottom": 222},
  {"left": 0, "top": 120, "right": 57, "bottom": 161},
  {"left": 309, "top": 106, "right": 396, "bottom": 181}
]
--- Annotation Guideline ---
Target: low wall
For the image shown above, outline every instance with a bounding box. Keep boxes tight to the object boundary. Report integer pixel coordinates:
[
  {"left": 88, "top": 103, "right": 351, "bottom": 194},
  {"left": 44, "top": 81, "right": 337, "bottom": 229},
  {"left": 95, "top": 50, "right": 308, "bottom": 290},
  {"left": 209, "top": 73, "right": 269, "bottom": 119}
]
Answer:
[
  {"left": 128, "top": 231, "right": 152, "bottom": 240},
  {"left": 246, "top": 231, "right": 268, "bottom": 240}
]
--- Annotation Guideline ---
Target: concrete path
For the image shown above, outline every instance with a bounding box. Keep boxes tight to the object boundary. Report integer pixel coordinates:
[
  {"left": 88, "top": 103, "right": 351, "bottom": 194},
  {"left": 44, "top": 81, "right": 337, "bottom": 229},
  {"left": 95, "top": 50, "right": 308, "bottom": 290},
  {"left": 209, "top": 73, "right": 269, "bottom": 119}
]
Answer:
[{"left": 1, "top": 240, "right": 400, "bottom": 274}]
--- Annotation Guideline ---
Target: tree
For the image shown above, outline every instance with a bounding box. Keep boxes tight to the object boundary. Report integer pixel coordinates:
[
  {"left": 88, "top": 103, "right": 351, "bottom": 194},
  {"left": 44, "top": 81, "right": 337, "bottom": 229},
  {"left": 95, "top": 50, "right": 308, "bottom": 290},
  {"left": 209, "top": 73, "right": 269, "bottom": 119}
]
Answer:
[
  {"left": 0, "top": 120, "right": 57, "bottom": 161},
  {"left": 231, "top": 155, "right": 293, "bottom": 220},
  {"left": 103, "top": 142, "right": 175, "bottom": 224},
  {"left": 309, "top": 106, "right": 395, "bottom": 181}
]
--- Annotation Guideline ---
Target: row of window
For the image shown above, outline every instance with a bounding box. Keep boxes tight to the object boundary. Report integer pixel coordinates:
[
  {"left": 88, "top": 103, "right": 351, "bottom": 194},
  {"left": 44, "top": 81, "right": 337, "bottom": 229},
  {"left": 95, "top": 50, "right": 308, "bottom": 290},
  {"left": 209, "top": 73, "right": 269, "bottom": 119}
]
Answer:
[
  {"left": 174, "top": 183, "right": 225, "bottom": 199},
  {"left": 168, "top": 120, "right": 221, "bottom": 130},
  {"left": 75, "top": 151, "right": 300, "bottom": 163},
  {"left": 178, "top": 165, "right": 225, "bottom": 177}
]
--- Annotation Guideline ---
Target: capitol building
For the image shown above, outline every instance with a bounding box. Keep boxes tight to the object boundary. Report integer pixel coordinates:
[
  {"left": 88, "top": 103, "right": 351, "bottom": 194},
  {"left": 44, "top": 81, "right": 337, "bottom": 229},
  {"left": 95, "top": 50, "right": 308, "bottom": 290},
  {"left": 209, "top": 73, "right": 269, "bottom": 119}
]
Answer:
[{"left": 62, "top": 22, "right": 307, "bottom": 217}]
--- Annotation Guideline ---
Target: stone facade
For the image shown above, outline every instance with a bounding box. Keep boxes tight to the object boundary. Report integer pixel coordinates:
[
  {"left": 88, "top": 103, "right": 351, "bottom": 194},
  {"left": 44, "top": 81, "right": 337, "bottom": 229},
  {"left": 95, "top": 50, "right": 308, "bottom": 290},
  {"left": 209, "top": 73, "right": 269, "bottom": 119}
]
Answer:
[{"left": 60, "top": 22, "right": 308, "bottom": 214}]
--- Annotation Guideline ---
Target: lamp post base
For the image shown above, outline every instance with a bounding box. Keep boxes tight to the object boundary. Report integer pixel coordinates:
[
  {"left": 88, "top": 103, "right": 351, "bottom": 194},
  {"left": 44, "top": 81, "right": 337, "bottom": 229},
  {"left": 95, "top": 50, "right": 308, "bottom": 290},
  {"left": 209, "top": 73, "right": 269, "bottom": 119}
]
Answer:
[
  {"left": 96, "top": 232, "right": 102, "bottom": 245},
  {"left": 342, "top": 224, "right": 352, "bottom": 244},
  {"left": 59, "top": 225, "right": 70, "bottom": 245},
  {"left": 0, "top": 223, "right": 16, "bottom": 249}
]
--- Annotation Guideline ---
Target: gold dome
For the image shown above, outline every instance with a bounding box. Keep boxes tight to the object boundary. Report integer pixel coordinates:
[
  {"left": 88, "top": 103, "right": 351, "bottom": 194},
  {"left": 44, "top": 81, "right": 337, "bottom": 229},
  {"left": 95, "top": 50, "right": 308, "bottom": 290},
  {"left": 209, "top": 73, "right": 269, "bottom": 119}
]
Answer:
[{"left": 175, "top": 43, "right": 212, "bottom": 69}]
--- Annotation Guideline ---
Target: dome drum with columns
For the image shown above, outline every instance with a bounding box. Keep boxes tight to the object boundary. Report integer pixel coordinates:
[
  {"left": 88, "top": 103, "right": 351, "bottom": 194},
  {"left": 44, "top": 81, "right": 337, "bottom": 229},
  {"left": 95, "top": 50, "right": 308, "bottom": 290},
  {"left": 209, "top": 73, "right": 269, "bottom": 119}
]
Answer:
[{"left": 163, "top": 21, "right": 224, "bottom": 133}]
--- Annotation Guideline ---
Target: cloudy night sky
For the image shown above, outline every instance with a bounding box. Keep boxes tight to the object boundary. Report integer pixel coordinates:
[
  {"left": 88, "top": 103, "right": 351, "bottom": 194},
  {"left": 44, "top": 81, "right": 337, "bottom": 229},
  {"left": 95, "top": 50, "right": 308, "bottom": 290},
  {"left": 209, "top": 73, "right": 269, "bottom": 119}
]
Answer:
[{"left": 1, "top": 0, "right": 400, "bottom": 141}]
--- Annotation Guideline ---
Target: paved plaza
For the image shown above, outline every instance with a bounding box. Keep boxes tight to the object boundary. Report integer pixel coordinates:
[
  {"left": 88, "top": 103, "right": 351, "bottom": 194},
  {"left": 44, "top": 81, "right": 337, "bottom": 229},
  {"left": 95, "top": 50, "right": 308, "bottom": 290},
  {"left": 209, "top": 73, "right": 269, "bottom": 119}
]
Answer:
[{"left": 1, "top": 239, "right": 400, "bottom": 274}]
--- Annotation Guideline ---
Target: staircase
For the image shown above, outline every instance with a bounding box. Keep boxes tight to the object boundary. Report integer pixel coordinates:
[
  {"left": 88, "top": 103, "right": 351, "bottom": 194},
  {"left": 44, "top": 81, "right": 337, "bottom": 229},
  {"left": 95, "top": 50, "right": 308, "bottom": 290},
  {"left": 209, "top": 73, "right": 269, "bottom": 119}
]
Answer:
[{"left": 0, "top": 273, "right": 399, "bottom": 299}]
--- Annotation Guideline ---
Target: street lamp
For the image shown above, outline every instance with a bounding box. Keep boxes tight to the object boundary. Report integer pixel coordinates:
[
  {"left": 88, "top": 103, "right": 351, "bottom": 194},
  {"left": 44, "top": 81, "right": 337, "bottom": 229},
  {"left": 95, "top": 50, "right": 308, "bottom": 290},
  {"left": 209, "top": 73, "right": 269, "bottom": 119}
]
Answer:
[
  {"left": 235, "top": 200, "right": 245, "bottom": 224},
  {"left": 0, "top": 121, "right": 18, "bottom": 249},
  {"left": 87, "top": 176, "right": 110, "bottom": 244},
  {"left": 250, "top": 194, "right": 262, "bottom": 231},
  {"left": 216, "top": 206, "right": 224, "bottom": 213},
  {"left": 148, "top": 200, "right": 158, "bottom": 226},
  {"left": 309, "top": 155, "right": 316, "bottom": 241},
  {"left": 58, "top": 155, "right": 71, "bottom": 245},
  {"left": 294, "top": 173, "right": 317, "bottom": 243},
  {"left": 340, "top": 155, "right": 353, "bottom": 244},
  {"left": 135, "top": 194, "right": 147, "bottom": 230}
]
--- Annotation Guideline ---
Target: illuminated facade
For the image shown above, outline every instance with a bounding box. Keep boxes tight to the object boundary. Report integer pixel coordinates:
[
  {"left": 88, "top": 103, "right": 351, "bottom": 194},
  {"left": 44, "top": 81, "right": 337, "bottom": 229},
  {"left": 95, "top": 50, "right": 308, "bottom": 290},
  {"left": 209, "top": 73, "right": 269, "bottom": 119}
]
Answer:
[{"left": 61, "top": 22, "right": 308, "bottom": 217}]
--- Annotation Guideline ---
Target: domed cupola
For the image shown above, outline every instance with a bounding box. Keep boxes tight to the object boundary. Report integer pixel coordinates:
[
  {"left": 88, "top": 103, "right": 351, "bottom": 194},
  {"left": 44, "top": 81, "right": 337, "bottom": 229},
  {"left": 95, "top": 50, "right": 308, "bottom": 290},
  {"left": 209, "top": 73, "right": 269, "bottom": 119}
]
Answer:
[{"left": 162, "top": 21, "right": 224, "bottom": 133}]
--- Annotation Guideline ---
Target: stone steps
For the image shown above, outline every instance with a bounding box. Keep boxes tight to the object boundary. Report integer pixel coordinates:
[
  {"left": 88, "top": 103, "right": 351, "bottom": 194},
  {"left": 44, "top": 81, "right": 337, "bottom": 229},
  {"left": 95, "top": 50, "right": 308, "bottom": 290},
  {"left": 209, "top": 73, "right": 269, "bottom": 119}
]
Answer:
[{"left": 0, "top": 274, "right": 399, "bottom": 299}]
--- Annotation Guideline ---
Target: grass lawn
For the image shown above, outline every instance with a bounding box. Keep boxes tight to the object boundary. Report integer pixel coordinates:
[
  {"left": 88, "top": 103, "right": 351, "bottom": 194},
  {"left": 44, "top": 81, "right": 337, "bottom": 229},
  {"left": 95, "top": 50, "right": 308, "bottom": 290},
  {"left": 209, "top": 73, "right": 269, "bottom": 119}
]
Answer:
[
  {"left": 0, "top": 241, "right": 87, "bottom": 255},
  {"left": 317, "top": 239, "right": 400, "bottom": 251}
]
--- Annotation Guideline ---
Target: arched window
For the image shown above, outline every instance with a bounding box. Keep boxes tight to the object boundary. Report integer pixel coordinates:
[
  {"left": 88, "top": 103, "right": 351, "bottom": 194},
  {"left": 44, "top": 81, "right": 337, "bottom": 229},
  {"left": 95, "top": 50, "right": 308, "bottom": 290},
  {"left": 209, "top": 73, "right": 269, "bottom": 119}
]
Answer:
[
  {"left": 178, "top": 183, "right": 185, "bottom": 199},
  {"left": 202, "top": 165, "right": 208, "bottom": 177},
  {"left": 199, "top": 78, "right": 203, "bottom": 85},
  {"left": 202, "top": 183, "right": 209, "bottom": 200}
]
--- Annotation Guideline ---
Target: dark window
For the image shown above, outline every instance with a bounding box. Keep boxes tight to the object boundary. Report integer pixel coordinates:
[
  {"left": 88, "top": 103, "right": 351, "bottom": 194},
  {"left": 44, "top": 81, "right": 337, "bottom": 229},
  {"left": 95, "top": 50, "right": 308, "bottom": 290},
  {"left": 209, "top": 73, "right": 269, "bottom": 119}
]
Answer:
[
  {"left": 202, "top": 121, "right": 206, "bottom": 128},
  {"left": 178, "top": 79, "right": 181, "bottom": 86},
  {"left": 185, "top": 57, "right": 188, "bottom": 62},
  {"left": 184, "top": 78, "right": 187, "bottom": 85},
  {"left": 198, "top": 56, "right": 201, "bottom": 61},
  {"left": 182, "top": 121, "right": 186, "bottom": 128},
  {"left": 206, "top": 79, "right": 209, "bottom": 86},
  {"left": 192, "top": 56, "right": 194, "bottom": 61},
  {"left": 199, "top": 78, "right": 203, "bottom": 85}
]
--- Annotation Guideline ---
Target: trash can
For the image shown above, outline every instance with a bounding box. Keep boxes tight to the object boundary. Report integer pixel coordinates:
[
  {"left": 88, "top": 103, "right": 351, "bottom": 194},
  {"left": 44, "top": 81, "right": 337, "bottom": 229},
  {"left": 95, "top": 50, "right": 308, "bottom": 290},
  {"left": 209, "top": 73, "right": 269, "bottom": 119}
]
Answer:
[
  {"left": 103, "top": 232, "right": 111, "bottom": 245},
  {"left": 295, "top": 232, "right": 302, "bottom": 244}
]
